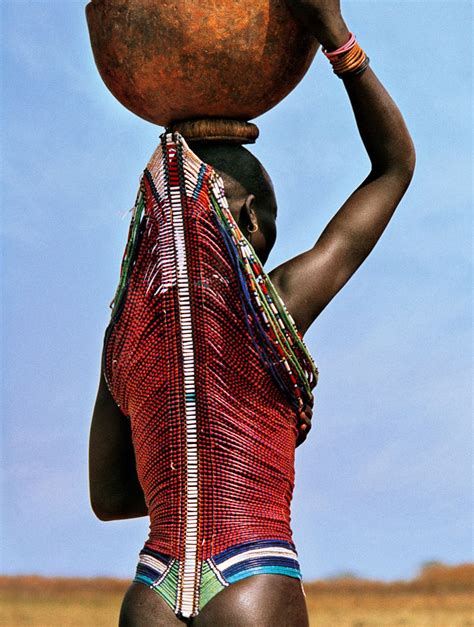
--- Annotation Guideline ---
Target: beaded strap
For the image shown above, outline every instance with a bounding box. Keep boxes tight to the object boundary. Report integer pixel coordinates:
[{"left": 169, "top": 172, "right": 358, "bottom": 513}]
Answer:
[
  {"left": 109, "top": 181, "right": 146, "bottom": 312},
  {"left": 207, "top": 171, "right": 318, "bottom": 411}
]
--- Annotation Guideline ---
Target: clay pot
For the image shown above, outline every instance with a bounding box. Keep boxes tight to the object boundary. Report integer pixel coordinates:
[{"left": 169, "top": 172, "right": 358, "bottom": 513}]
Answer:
[{"left": 86, "top": 0, "right": 319, "bottom": 135}]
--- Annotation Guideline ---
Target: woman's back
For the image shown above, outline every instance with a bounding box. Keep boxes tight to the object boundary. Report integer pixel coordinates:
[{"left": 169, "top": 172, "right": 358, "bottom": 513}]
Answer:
[{"left": 103, "top": 133, "right": 317, "bottom": 619}]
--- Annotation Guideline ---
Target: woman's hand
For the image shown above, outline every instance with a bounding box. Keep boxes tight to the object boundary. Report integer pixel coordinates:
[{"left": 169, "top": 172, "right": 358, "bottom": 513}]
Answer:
[
  {"left": 296, "top": 398, "right": 314, "bottom": 447},
  {"left": 286, "top": 0, "right": 350, "bottom": 51}
]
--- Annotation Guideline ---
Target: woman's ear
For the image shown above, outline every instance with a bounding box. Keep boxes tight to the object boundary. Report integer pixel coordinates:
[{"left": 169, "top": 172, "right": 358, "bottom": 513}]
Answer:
[{"left": 243, "top": 194, "right": 257, "bottom": 231}]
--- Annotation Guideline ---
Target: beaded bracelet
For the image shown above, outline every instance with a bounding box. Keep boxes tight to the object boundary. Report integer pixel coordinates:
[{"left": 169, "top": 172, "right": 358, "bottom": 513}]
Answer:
[{"left": 323, "top": 32, "right": 370, "bottom": 78}]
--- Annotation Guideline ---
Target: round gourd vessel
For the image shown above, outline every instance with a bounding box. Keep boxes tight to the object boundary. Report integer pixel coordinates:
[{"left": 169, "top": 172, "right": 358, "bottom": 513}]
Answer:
[{"left": 86, "top": 0, "right": 319, "bottom": 132}]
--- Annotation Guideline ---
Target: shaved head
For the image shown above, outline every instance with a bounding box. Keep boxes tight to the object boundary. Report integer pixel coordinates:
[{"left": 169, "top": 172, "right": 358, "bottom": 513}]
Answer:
[{"left": 191, "top": 142, "right": 278, "bottom": 264}]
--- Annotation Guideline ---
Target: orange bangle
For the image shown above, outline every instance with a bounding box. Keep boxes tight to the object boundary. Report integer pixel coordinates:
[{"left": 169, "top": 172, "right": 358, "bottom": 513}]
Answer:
[
  {"left": 327, "top": 41, "right": 370, "bottom": 78},
  {"left": 331, "top": 43, "right": 363, "bottom": 69},
  {"left": 334, "top": 52, "right": 366, "bottom": 73}
]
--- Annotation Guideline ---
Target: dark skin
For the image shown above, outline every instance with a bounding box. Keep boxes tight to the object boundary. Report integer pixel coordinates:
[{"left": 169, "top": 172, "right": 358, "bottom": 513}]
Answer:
[{"left": 89, "top": 2, "right": 416, "bottom": 625}]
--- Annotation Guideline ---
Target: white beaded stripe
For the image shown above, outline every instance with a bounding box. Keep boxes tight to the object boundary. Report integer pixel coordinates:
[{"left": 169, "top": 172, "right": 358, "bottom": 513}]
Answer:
[
  {"left": 217, "top": 547, "right": 298, "bottom": 572},
  {"left": 208, "top": 559, "right": 229, "bottom": 587},
  {"left": 145, "top": 143, "right": 177, "bottom": 296},
  {"left": 138, "top": 553, "right": 168, "bottom": 575},
  {"left": 164, "top": 135, "right": 200, "bottom": 618}
]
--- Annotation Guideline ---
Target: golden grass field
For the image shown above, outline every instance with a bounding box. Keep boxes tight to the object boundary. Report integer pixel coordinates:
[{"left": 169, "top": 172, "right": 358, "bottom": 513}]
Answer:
[{"left": 1, "top": 563, "right": 472, "bottom": 627}]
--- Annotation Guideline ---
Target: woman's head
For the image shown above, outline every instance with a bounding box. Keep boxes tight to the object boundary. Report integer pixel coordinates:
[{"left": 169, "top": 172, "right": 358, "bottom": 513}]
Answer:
[{"left": 191, "top": 142, "right": 277, "bottom": 265}]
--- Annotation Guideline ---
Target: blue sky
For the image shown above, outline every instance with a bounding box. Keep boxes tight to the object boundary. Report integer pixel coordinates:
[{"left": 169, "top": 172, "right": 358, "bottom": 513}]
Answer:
[{"left": 1, "top": 1, "right": 472, "bottom": 581}]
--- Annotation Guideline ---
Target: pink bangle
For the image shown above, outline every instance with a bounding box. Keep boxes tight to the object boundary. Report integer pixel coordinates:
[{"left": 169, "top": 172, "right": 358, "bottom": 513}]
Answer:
[{"left": 323, "top": 32, "right": 356, "bottom": 58}]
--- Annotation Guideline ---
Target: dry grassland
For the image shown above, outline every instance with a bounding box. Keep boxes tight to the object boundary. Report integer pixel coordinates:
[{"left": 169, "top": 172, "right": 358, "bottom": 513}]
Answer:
[{"left": 1, "top": 564, "right": 472, "bottom": 626}]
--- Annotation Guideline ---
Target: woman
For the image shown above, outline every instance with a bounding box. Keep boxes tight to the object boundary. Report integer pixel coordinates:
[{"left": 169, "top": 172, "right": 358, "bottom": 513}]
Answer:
[{"left": 89, "top": 1, "right": 415, "bottom": 625}]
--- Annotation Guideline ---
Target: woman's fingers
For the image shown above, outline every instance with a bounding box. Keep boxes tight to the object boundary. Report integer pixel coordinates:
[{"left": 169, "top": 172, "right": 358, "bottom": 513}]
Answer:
[
  {"left": 296, "top": 399, "right": 315, "bottom": 446},
  {"left": 298, "top": 409, "right": 312, "bottom": 430}
]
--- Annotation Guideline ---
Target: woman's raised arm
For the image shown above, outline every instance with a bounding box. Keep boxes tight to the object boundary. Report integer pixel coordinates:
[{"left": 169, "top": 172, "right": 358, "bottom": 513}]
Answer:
[{"left": 269, "top": 0, "right": 416, "bottom": 335}]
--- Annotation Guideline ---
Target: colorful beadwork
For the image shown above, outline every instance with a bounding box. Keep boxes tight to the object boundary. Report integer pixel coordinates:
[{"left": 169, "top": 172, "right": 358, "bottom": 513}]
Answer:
[
  {"left": 103, "top": 132, "right": 318, "bottom": 618},
  {"left": 134, "top": 538, "right": 301, "bottom": 613}
]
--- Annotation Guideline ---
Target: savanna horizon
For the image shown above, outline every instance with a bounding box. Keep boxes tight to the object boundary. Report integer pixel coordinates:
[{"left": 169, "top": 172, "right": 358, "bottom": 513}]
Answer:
[{"left": 1, "top": 562, "right": 473, "bottom": 626}]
